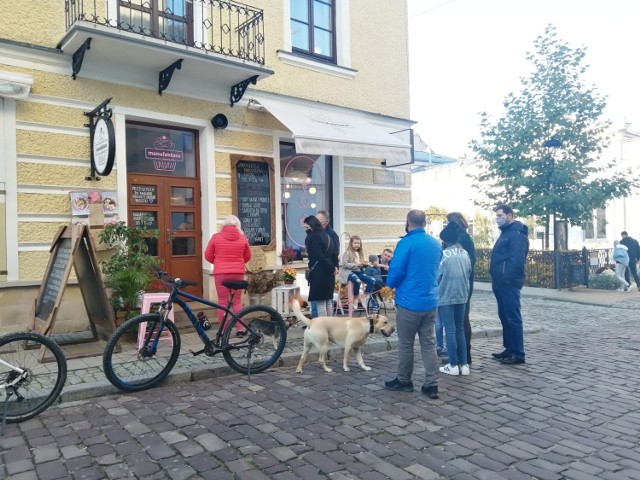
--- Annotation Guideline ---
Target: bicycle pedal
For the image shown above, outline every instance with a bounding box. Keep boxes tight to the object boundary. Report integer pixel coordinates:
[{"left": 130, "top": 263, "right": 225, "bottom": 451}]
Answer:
[{"left": 189, "top": 348, "right": 205, "bottom": 356}]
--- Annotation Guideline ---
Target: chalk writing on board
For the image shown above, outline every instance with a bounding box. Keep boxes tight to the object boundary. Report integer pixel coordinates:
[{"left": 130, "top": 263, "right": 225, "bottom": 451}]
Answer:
[
  {"left": 131, "top": 185, "right": 157, "bottom": 204},
  {"left": 235, "top": 160, "right": 271, "bottom": 246},
  {"left": 37, "top": 238, "right": 72, "bottom": 320}
]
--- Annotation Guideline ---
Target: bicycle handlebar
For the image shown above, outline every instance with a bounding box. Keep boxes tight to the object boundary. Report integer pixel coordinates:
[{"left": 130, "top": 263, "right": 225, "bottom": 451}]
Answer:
[{"left": 153, "top": 268, "right": 198, "bottom": 288}]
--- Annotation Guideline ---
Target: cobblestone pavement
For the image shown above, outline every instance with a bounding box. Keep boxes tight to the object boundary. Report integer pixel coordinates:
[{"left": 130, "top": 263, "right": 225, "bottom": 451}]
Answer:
[{"left": 1, "top": 294, "right": 639, "bottom": 479}]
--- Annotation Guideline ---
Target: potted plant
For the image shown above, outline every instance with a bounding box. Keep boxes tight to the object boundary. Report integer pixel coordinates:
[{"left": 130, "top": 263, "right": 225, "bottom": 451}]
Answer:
[
  {"left": 281, "top": 267, "right": 297, "bottom": 285},
  {"left": 98, "top": 220, "right": 160, "bottom": 321},
  {"left": 246, "top": 268, "right": 279, "bottom": 305},
  {"left": 280, "top": 246, "right": 297, "bottom": 264}
]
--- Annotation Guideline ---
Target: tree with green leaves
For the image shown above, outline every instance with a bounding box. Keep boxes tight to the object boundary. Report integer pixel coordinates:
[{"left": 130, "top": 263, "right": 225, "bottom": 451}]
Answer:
[
  {"left": 424, "top": 206, "right": 448, "bottom": 222},
  {"left": 471, "top": 25, "right": 637, "bottom": 249}
]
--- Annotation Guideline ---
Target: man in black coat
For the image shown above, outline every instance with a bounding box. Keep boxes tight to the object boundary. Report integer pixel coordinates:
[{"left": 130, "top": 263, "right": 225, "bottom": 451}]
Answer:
[
  {"left": 620, "top": 231, "right": 640, "bottom": 291},
  {"left": 490, "top": 204, "right": 529, "bottom": 365}
]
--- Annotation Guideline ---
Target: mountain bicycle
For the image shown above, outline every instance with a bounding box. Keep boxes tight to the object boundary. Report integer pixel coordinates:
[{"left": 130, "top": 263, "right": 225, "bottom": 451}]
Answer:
[
  {"left": 0, "top": 331, "right": 67, "bottom": 425},
  {"left": 102, "top": 270, "right": 287, "bottom": 393}
]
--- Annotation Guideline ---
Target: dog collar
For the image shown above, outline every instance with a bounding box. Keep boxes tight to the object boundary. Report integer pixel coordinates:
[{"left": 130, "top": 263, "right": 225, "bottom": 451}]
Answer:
[{"left": 369, "top": 317, "right": 374, "bottom": 334}]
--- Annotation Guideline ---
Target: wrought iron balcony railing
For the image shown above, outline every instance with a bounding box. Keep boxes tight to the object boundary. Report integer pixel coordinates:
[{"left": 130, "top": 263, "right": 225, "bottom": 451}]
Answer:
[{"left": 64, "top": 0, "right": 266, "bottom": 65}]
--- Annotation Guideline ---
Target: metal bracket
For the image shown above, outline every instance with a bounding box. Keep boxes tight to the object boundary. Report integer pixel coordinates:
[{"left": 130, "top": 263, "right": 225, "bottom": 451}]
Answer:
[
  {"left": 72, "top": 38, "right": 92, "bottom": 80},
  {"left": 230, "top": 75, "right": 258, "bottom": 106},
  {"left": 159, "top": 59, "right": 183, "bottom": 94},
  {"left": 83, "top": 98, "right": 113, "bottom": 181}
]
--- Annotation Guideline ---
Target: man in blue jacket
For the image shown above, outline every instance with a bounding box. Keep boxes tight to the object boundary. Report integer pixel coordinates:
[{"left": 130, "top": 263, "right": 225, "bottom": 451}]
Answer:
[
  {"left": 384, "top": 210, "right": 442, "bottom": 399},
  {"left": 489, "top": 204, "right": 529, "bottom": 365}
]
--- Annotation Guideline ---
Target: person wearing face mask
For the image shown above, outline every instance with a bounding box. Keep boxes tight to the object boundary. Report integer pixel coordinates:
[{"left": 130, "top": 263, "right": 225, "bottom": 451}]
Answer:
[
  {"left": 489, "top": 204, "right": 529, "bottom": 365},
  {"left": 303, "top": 215, "right": 336, "bottom": 317}
]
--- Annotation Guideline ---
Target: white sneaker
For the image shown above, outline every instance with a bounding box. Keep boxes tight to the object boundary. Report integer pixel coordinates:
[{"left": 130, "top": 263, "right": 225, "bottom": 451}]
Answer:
[
  {"left": 616, "top": 288, "right": 624, "bottom": 292},
  {"left": 459, "top": 365, "right": 470, "bottom": 376},
  {"left": 439, "top": 364, "right": 459, "bottom": 376}
]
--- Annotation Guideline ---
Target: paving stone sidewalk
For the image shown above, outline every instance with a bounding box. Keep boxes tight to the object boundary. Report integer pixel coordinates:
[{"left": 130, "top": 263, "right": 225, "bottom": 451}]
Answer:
[
  {"left": 57, "top": 285, "right": 640, "bottom": 403},
  {"left": 0, "top": 296, "right": 638, "bottom": 479}
]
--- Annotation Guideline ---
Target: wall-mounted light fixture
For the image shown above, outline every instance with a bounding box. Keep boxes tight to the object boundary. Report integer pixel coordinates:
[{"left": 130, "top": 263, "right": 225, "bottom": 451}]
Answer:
[
  {"left": 211, "top": 113, "right": 228, "bottom": 130},
  {"left": 0, "top": 71, "right": 33, "bottom": 99}
]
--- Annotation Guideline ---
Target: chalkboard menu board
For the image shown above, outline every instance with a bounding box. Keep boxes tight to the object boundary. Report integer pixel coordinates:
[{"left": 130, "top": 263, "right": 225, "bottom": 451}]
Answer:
[
  {"left": 232, "top": 157, "right": 274, "bottom": 248},
  {"left": 31, "top": 225, "right": 117, "bottom": 360},
  {"left": 35, "top": 238, "right": 72, "bottom": 322}
]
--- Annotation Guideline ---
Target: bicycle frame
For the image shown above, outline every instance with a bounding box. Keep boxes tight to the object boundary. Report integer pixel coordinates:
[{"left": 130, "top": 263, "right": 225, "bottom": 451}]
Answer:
[
  {"left": 0, "top": 358, "right": 25, "bottom": 389},
  {"left": 147, "top": 285, "right": 253, "bottom": 357}
]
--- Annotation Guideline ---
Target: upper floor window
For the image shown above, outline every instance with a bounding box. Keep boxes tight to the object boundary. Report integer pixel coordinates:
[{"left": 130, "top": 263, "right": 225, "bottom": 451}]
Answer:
[
  {"left": 584, "top": 208, "right": 606, "bottom": 240},
  {"left": 119, "top": 0, "right": 192, "bottom": 45},
  {"left": 291, "top": 0, "right": 336, "bottom": 62}
]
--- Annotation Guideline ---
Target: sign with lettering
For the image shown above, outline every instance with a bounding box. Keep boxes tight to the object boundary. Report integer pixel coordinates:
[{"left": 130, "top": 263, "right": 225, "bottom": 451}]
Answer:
[
  {"left": 31, "top": 225, "right": 117, "bottom": 361},
  {"left": 131, "top": 185, "right": 157, "bottom": 204},
  {"left": 145, "top": 135, "right": 184, "bottom": 172},
  {"left": 231, "top": 156, "right": 275, "bottom": 249},
  {"left": 92, "top": 116, "right": 115, "bottom": 176}
]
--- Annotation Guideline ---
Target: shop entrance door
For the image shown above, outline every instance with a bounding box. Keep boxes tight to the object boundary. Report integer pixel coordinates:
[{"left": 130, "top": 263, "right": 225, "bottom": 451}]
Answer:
[
  {"left": 125, "top": 122, "right": 202, "bottom": 297},
  {"left": 128, "top": 176, "right": 202, "bottom": 297}
]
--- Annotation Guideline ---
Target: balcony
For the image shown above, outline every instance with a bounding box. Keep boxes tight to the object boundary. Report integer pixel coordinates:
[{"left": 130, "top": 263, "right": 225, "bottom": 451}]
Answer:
[{"left": 58, "top": 0, "right": 273, "bottom": 104}]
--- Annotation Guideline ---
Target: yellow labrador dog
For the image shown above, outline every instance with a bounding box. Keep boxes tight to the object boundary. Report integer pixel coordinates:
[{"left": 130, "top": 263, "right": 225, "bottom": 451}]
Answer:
[{"left": 292, "top": 299, "right": 395, "bottom": 373}]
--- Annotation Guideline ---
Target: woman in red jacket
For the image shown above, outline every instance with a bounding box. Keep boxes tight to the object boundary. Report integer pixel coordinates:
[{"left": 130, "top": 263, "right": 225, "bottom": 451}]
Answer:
[{"left": 204, "top": 215, "right": 252, "bottom": 335}]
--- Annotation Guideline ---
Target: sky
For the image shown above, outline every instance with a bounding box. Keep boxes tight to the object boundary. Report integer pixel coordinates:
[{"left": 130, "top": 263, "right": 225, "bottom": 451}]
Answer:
[{"left": 407, "top": 0, "right": 640, "bottom": 158}]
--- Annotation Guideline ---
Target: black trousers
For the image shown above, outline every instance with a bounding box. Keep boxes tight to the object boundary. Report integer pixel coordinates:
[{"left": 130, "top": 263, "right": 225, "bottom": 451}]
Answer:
[{"left": 625, "top": 259, "right": 640, "bottom": 287}]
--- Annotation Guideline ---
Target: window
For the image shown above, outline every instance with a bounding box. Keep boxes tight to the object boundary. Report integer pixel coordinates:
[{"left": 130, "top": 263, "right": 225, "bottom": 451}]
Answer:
[
  {"left": 280, "top": 143, "right": 332, "bottom": 257},
  {"left": 584, "top": 208, "right": 606, "bottom": 240},
  {"left": 291, "top": 0, "right": 335, "bottom": 62},
  {"left": 126, "top": 123, "right": 197, "bottom": 177},
  {"left": 119, "top": 0, "right": 192, "bottom": 45}
]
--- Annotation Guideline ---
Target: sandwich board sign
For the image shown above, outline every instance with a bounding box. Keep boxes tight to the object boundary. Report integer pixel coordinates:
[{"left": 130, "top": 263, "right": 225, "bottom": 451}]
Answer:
[{"left": 30, "top": 224, "right": 116, "bottom": 361}]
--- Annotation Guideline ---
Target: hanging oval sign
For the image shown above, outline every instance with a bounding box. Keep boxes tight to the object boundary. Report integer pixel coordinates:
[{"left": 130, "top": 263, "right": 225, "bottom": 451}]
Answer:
[{"left": 93, "top": 116, "right": 115, "bottom": 176}]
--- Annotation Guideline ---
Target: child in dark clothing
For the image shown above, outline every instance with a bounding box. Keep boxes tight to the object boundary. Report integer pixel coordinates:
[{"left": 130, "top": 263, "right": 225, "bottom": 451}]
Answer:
[{"left": 362, "top": 254, "right": 383, "bottom": 313}]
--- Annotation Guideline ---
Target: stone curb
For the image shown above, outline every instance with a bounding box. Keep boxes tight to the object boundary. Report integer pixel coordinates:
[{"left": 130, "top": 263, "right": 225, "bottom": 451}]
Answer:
[{"left": 57, "top": 326, "right": 523, "bottom": 405}]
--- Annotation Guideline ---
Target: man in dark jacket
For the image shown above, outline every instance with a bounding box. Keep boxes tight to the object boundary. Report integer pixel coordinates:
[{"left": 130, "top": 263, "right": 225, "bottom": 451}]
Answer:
[
  {"left": 620, "top": 231, "right": 640, "bottom": 290},
  {"left": 489, "top": 204, "right": 529, "bottom": 365}
]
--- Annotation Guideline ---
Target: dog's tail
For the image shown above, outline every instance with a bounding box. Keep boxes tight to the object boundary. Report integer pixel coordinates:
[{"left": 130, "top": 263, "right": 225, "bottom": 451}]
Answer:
[{"left": 291, "top": 299, "right": 313, "bottom": 328}]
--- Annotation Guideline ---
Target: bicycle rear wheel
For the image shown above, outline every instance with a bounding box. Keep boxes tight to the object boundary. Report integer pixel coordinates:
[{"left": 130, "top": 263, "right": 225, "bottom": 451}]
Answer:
[
  {"left": 103, "top": 314, "right": 180, "bottom": 392},
  {"left": 0, "top": 331, "right": 67, "bottom": 423},
  {"left": 222, "top": 305, "right": 287, "bottom": 375}
]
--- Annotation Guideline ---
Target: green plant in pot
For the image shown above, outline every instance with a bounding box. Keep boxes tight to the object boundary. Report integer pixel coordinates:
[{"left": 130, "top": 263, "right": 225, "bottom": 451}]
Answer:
[{"left": 98, "top": 220, "right": 160, "bottom": 320}]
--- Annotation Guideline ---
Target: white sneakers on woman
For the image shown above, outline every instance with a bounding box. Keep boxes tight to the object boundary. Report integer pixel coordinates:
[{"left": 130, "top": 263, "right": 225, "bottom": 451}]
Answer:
[{"left": 439, "top": 364, "right": 470, "bottom": 376}]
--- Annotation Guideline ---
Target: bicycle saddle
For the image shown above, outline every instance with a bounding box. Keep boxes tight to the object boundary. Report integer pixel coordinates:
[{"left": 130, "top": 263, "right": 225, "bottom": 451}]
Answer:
[{"left": 223, "top": 280, "right": 249, "bottom": 290}]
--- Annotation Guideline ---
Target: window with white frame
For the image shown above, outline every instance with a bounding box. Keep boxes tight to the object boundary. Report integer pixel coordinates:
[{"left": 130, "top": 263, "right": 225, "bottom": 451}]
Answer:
[
  {"left": 291, "top": 0, "right": 335, "bottom": 61},
  {"left": 584, "top": 208, "right": 607, "bottom": 240},
  {"left": 281, "top": 0, "right": 353, "bottom": 77}
]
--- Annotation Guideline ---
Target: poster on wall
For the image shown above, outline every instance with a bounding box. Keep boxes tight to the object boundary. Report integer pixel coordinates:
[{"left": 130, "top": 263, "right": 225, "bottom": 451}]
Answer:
[
  {"left": 102, "top": 191, "right": 119, "bottom": 214},
  {"left": 70, "top": 191, "right": 119, "bottom": 224},
  {"left": 70, "top": 193, "right": 89, "bottom": 216}
]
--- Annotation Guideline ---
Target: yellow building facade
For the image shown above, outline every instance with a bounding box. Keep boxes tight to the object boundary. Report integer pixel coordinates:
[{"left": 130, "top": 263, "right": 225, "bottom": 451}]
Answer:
[{"left": 0, "top": 0, "right": 414, "bottom": 332}]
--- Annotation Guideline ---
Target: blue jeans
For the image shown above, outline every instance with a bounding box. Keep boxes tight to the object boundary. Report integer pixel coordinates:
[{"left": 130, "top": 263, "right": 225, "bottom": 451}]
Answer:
[
  {"left": 348, "top": 271, "right": 377, "bottom": 295},
  {"left": 310, "top": 301, "right": 318, "bottom": 318},
  {"left": 492, "top": 282, "right": 525, "bottom": 359},
  {"left": 435, "top": 313, "right": 444, "bottom": 350},
  {"left": 439, "top": 304, "right": 467, "bottom": 366},
  {"left": 395, "top": 306, "right": 438, "bottom": 388}
]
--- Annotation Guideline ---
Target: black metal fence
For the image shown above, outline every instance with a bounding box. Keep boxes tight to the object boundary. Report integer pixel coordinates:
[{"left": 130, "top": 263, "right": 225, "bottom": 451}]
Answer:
[
  {"left": 64, "top": 0, "right": 266, "bottom": 65},
  {"left": 475, "top": 247, "right": 613, "bottom": 289}
]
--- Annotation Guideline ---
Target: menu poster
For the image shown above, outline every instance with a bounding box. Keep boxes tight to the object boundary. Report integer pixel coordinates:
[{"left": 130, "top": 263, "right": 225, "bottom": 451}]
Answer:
[
  {"left": 234, "top": 159, "right": 272, "bottom": 247},
  {"left": 131, "top": 185, "right": 157, "bottom": 205},
  {"left": 102, "top": 191, "right": 119, "bottom": 214},
  {"left": 70, "top": 192, "right": 89, "bottom": 216}
]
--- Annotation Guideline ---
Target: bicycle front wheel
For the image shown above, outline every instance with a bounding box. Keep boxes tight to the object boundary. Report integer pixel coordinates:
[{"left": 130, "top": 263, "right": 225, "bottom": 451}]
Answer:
[
  {"left": 0, "top": 331, "right": 67, "bottom": 423},
  {"left": 103, "top": 314, "right": 180, "bottom": 393},
  {"left": 222, "top": 305, "right": 287, "bottom": 375}
]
